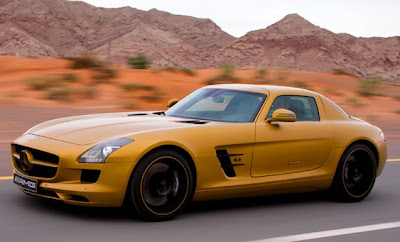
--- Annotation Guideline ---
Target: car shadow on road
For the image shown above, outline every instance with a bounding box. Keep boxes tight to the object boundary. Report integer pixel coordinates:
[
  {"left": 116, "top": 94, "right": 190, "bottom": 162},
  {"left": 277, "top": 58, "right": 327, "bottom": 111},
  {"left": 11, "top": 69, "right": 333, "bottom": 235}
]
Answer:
[
  {"left": 187, "top": 192, "right": 330, "bottom": 215},
  {"left": 12, "top": 191, "right": 331, "bottom": 222}
]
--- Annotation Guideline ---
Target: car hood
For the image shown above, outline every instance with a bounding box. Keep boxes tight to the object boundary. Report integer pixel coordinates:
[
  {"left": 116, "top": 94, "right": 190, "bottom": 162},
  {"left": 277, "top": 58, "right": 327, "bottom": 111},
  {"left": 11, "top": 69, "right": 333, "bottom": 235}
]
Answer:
[{"left": 27, "top": 112, "right": 210, "bottom": 145}]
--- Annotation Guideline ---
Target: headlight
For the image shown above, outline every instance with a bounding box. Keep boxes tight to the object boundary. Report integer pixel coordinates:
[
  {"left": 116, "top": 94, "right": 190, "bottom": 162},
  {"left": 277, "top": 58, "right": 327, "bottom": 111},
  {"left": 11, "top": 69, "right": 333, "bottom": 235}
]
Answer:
[{"left": 78, "top": 138, "right": 134, "bottom": 163}]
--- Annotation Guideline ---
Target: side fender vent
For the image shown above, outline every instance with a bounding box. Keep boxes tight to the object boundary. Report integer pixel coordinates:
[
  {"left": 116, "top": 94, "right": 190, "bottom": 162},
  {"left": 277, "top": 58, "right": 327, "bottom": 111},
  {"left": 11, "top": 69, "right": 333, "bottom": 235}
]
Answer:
[{"left": 216, "top": 149, "right": 244, "bottom": 177}]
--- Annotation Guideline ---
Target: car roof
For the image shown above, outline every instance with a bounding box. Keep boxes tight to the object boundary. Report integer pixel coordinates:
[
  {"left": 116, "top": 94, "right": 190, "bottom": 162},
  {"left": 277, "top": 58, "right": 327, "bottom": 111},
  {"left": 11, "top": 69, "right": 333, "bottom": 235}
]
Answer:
[{"left": 205, "top": 84, "right": 317, "bottom": 96}]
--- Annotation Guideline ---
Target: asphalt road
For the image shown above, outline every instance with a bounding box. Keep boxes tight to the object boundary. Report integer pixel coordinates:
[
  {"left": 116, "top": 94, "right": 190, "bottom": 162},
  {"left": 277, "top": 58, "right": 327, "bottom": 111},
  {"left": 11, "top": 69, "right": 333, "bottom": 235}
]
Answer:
[{"left": 0, "top": 155, "right": 399, "bottom": 241}]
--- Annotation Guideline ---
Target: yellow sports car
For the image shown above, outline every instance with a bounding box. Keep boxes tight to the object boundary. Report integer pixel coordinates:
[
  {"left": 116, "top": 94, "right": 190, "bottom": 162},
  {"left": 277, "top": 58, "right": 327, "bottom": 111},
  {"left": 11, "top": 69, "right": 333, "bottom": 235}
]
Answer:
[{"left": 11, "top": 84, "right": 387, "bottom": 221}]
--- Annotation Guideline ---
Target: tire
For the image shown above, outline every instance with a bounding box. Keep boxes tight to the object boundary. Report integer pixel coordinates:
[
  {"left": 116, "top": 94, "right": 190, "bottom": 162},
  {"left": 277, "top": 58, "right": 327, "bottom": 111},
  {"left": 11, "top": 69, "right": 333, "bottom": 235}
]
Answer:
[
  {"left": 330, "top": 143, "right": 377, "bottom": 202},
  {"left": 127, "top": 149, "right": 195, "bottom": 221}
]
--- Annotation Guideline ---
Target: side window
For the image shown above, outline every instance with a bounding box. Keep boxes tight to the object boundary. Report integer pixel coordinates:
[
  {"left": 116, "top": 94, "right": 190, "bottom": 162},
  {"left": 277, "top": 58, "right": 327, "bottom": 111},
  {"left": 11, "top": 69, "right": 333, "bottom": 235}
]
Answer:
[{"left": 266, "top": 95, "right": 320, "bottom": 121}]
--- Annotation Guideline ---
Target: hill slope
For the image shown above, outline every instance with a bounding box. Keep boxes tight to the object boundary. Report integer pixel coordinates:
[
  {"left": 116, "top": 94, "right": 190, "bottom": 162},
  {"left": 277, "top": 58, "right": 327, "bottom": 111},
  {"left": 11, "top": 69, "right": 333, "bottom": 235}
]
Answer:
[
  {"left": 214, "top": 14, "right": 400, "bottom": 81},
  {"left": 0, "top": 0, "right": 235, "bottom": 68}
]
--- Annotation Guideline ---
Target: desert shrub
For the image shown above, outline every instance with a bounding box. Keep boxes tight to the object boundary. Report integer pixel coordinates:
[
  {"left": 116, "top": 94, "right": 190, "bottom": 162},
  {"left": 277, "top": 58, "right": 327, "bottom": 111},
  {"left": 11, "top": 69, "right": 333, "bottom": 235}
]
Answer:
[
  {"left": 205, "top": 62, "right": 239, "bottom": 84},
  {"left": 205, "top": 75, "right": 240, "bottom": 85},
  {"left": 44, "top": 87, "right": 72, "bottom": 102},
  {"left": 76, "top": 87, "right": 97, "bottom": 99},
  {"left": 392, "top": 95, "right": 400, "bottom": 101},
  {"left": 323, "top": 88, "right": 344, "bottom": 96},
  {"left": 61, "top": 73, "right": 78, "bottom": 83},
  {"left": 374, "top": 92, "right": 389, "bottom": 97},
  {"left": 254, "top": 68, "right": 270, "bottom": 83},
  {"left": 163, "top": 66, "right": 177, "bottom": 71},
  {"left": 332, "top": 68, "right": 352, "bottom": 76},
  {"left": 121, "top": 83, "right": 155, "bottom": 91},
  {"left": 163, "top": 66, "right": 196, "bottom": 76},
  {"left": 345, "top": 96, "right": 365, "bottom": 107},
  {"left": 358, "top": 77, "right": 382, "bottom": 97},
  {"left": 127, "top": 54, "right": 151, "bottom": 69},
  {"left": 139, "top": 95, "right": 161, "bottom": 102},
  {"left": 70, "top": 56, "right": 103, "bottom": 69},
  {"left": 291, "top": 80, "right": 309, "bottom": 89},
  {"left": 27, "top": 76, "right": 60, "bottom": 90},
  {"left": 92, "top": 67, "right": 117, "bottom": 83},
  {"left": 394, "top": 109, "right": 400, "bottom": 114},
  {"left": 219, "top": 62, "right": 235, "bottom": 79},
  {"left": 205, "top": 78, "right": 218, "bottom": 85},
  {"left": 180, "top": 67, "right": 196, "bottom": 76},
  {"left": 276, "top": 68, "right": 290, "bottom": 82},
  {"left": 120, "top": 100, "right": 139, "bottom": 109}
]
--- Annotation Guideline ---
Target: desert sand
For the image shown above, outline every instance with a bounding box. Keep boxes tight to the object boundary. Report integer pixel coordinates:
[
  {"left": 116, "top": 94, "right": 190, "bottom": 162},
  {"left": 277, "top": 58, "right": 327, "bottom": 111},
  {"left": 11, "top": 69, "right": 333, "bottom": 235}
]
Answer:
[
  {"left": 0, "top": 56, "right": 399, "bottom": 175},
  {"left": 0, "top": 56, "right": 400, "bottom": 142}
]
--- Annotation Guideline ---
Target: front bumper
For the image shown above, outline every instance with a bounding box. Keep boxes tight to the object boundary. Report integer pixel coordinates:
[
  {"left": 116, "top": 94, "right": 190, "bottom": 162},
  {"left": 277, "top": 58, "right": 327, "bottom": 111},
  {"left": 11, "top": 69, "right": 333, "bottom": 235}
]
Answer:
[
  {"left": 12, "top": 134, "right": 133, "bottom": 207},
  {"left": 376, "top": 140, "right": 387, "bottom": 177}
]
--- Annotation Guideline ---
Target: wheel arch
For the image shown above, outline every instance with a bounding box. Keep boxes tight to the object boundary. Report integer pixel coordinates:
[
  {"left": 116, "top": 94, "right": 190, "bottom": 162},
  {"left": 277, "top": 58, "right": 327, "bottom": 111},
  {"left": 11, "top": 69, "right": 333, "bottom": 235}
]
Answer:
[{"left": 345, "top": 139, "right": 379, "bottom": 168}]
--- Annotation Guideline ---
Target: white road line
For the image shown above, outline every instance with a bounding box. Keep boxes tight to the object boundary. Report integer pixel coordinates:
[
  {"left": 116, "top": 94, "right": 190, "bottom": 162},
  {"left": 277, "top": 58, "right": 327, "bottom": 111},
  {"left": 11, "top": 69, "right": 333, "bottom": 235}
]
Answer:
[{"left": 251, "top": 221, "right": 400, "bottom": 242}]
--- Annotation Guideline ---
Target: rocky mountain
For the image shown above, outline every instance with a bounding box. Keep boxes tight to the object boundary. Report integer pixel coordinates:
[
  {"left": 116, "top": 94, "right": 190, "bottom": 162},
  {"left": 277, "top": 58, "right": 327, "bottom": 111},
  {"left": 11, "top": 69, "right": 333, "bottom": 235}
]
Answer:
[
  {"left": 0, "top": 0, "right": 399, "bottom": 81},
  {"left": 214, "top": 14, "right": 400, "bottom": 81},
  {"left": 0, "top": 0, "right": 235, "bottom": 68}
]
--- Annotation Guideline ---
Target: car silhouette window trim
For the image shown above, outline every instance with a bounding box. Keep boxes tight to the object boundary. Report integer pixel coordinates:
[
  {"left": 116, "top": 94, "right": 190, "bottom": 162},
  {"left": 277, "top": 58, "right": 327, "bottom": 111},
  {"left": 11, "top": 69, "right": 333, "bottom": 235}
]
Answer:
[{"left": 266, "top": 95, "right": 320, "bottom": 121}]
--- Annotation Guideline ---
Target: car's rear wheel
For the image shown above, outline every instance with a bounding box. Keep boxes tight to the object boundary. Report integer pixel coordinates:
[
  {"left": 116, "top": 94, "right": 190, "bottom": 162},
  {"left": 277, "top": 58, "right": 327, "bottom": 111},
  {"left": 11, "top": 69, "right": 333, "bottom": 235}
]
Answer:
[
  {"left": 127, "top": 149, "right": 194, "bottom": 221},
  {"left": 330, "top": 144, "right": 377, "bottom": 202}
]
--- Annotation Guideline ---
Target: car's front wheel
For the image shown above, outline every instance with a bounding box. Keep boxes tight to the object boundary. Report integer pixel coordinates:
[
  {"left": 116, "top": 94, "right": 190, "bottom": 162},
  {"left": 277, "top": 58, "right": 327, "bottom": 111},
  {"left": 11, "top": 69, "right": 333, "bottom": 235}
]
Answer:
[
  {"left": 127, "top": 149, "right": 194, "bottom": 221},
  {"left": 330, "top": 143, "right": 377, "bottom": 202}
]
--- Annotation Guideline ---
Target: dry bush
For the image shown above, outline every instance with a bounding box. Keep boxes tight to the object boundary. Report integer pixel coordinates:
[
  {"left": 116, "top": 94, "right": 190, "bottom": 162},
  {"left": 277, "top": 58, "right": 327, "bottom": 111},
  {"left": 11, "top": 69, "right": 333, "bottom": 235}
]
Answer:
[
  {"left": 76, "top": 87, "right": 97, "bottom": 99},
  {"left": 27, "top": 76, "right": 60, "bottom": 90},
  {"left": 119, "top": 99, "right": 139, "bottom": 109},
  {"left": 392, "top": 95, "right": 400, "bottom": 101},
  {"left": 358, "top": 77, "right": 383, "bottom": 97},
  {"left": 44, "top": 87, "right": 72, "bottom": 102},
  {"left": 254, "top": 68, "right": 271, "bottom": 83},
  {"left": 92, "top": 67, "right": 117, "bottom": 83},
  {"left": 291, "top": 80, "right": 310, "bottom": 89},
  {"left": 323, "top": 88, "right": 344, "bottom": 96},
  {"left": 60, "top": 73, "right": 79, "bottom": 83},
  {"left": 345, "top": 96, "right": 365, "bottom": 107},
  {"left": 139, "top": 95, "right": 161, "bottom": 102},
  {"left": 205, "top": 62, "right": 239, "bottom": 84},
  {"left": 121, "top": 83, "right": 155, "bottom": 91},
  {"left": 127, "top": 54, "right": 151, "bottom": 69},
  {"left": 163, "top": 66, "right": 196, "bottom": 76},
  {"left": 332, "top": 68, "right": 352, "bottom": 76},
  {"left": 70, "top": 56, "right": 103, "bottom": 69}
]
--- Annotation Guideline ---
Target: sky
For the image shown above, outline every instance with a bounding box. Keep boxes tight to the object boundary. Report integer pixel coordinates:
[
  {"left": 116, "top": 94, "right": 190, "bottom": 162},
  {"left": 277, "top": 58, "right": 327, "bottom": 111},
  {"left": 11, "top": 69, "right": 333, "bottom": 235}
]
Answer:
[{"left": 72, "top": 0, "right": 400, "bottom": 38}]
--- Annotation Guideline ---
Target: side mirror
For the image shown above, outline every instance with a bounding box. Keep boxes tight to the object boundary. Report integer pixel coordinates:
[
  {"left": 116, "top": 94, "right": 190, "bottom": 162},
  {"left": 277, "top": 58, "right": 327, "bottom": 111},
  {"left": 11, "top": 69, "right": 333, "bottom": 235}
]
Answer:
[
  {"left": 265, "top": 109, "right": 296, "bottom": 123},
  {"left": 167, "top": 98, "right": 178, "bottom": 108}
]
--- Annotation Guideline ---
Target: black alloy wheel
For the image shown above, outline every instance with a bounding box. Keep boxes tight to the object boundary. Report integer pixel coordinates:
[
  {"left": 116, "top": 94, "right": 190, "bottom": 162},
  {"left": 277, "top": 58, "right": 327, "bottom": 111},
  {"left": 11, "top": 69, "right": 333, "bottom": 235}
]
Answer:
[
  {"left": 331, "top": 143, "right": 377, "bottom": 202},
  {"left": 127, "top": 149, "right": 194, "bottom": 221}
]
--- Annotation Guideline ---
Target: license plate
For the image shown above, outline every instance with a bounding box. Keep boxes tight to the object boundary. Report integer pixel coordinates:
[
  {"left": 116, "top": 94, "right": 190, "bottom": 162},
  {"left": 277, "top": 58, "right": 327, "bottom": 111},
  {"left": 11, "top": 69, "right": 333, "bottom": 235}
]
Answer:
[{"left": 13, "top": 173, "right": 38, "bottom": 193}]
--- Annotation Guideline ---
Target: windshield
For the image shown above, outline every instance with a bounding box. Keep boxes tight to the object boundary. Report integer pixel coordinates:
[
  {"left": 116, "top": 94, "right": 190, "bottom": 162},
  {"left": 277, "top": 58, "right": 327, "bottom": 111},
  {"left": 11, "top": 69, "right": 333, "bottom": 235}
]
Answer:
[{"left": 165, "top": 88, "right": 266, "bottom": 122}]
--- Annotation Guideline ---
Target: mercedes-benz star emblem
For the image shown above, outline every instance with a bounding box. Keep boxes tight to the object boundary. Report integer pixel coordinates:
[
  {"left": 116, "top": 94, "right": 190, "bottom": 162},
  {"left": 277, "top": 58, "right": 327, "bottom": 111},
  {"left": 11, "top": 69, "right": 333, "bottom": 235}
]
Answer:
[{"left": 20, "top": 150, "right": 32, "bottom": 172}]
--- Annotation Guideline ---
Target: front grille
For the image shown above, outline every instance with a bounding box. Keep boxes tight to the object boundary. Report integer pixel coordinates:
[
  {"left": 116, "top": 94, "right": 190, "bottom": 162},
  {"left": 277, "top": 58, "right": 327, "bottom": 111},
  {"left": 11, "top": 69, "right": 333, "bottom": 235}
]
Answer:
[{"left": 12, "top": 144, "right": 59, "bottom": 179}]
